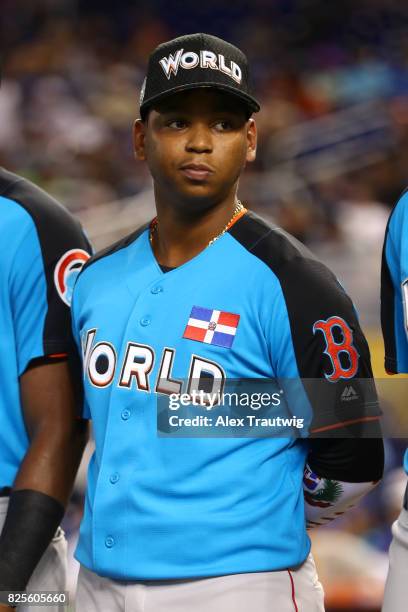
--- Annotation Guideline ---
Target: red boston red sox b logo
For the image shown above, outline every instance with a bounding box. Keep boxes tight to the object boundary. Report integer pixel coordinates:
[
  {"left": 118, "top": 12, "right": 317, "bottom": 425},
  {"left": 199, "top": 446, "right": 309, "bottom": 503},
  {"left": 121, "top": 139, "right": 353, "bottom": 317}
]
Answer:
[{"left": 312, "top": 316, "right": 359, "bottom": 382}]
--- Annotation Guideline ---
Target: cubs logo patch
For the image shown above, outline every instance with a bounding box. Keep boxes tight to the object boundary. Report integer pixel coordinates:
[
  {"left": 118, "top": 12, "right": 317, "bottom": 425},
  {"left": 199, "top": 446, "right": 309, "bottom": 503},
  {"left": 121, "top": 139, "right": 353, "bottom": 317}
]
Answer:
[
  {"left": 183, "top": 306, "right": 240, "bottom": 348},
  {"left": 54, "top": 249, "right": 90, "bottom": 306}
]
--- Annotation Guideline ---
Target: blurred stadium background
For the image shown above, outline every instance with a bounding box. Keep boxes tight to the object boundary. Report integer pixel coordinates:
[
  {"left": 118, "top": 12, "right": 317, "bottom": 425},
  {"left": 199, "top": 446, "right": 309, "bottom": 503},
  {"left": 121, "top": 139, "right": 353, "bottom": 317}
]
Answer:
[{"left": 2, "top": 1, "right": 408, "bottom": 610}]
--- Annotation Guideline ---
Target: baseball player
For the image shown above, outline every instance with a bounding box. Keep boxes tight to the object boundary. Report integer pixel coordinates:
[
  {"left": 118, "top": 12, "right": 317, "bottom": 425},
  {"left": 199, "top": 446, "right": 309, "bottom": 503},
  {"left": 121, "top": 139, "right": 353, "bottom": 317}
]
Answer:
[
  {"left": 0, "top": 167, "right": 91, "bottom": 611},
  {"left": 72, "top": 34, "right": 384, "bottom": 612},
  {"left": 380, "top": 190, "right": 408, "bottom": 612}
]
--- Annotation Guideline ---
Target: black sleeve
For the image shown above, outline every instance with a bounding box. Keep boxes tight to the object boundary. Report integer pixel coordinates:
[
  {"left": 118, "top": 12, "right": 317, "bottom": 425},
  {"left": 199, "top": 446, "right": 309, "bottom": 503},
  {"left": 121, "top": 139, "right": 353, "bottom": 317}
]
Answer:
[
  {"left": 277, "top": 257, "right": 384, "bottom": 480},
  {"left": 276, "top": 257, "right": 384, "bottom": 481},
  {"left": 4, "top": 175, "right": 92, "bottom": 360},
  {"left": 274, "top": 256, "right": 382, "bottom": 436}
]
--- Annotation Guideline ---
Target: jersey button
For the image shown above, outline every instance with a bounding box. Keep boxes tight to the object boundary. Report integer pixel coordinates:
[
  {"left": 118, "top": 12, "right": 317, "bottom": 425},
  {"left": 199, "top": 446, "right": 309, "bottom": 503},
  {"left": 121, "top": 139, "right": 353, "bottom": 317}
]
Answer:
[
  {"left": 140, "top": 316, "right": 151, "bottom": 327},
  {"left": 105, "top": 536, "right": 115, "bottom": 548},
  {"left": 151, "top": 286, "right": 163, "bottom": 294},
  {"left": 121, "top": 409, "right": 131, "bottom": 420},
  {"left": 109, "top": 473, "right": 120, "bottom": 484}
]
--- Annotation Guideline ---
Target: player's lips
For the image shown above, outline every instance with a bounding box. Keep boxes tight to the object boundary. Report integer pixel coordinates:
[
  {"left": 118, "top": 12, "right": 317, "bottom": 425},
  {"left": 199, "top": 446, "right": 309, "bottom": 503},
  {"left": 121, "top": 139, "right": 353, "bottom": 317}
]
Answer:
[{"left": 179, "top": 163, "right": 214, "bottom": 181}]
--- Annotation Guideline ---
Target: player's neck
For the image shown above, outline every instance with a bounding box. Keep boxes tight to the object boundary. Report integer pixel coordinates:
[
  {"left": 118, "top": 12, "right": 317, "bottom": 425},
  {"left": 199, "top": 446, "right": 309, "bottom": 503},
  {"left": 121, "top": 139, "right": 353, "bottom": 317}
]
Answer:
[{"left": 151, "top": 191, "right": 240, "bottom": 268}]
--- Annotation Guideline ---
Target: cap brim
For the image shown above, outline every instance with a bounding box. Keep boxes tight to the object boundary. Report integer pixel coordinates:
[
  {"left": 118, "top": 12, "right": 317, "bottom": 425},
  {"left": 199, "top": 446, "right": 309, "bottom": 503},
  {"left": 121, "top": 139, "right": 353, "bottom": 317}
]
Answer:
[{"left": 140, "top": 82, "right": 260, "bottom": 117}]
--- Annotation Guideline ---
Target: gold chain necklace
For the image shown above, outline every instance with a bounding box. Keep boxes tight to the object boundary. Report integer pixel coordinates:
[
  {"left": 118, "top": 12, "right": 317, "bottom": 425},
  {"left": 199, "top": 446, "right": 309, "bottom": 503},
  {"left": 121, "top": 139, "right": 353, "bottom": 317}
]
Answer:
[{"left": 149, "top": 201, "right": 246, "bottom": 248}]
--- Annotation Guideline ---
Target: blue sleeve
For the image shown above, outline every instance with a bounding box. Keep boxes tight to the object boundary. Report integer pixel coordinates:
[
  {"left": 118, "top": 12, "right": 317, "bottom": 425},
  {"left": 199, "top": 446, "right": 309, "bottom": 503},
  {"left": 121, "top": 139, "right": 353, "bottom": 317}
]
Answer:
[{"left": 381, "top": 192, "right": 408, "bottom": 373}]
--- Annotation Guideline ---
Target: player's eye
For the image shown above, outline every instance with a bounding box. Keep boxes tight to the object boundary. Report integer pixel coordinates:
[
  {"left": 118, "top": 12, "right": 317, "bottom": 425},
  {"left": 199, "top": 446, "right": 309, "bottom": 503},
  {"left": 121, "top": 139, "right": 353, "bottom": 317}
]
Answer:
[
  {"left": 214, "top": 120, "right": 233, "bottom": 131},
  {"left": 167, "top": 119, "right": 188, "bottom": 129}
]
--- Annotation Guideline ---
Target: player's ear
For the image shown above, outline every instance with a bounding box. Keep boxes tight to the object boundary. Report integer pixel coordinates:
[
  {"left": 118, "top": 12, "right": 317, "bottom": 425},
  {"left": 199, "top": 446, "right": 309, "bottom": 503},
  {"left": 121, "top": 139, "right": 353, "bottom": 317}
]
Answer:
[
  {"left": 133, "top": 119, "right": 146, "bottom": 161},
  {"left": 245, "top": 118, "right": 257, "bottom": 163}
]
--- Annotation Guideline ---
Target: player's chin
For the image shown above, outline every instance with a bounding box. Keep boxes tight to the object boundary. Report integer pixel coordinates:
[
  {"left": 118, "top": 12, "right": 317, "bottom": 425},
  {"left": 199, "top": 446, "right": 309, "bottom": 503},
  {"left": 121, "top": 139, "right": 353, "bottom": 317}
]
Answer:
[
  {"left": 176, "top": 179, "right": 219, "bottom": 200},
  {"left": 175, "top": 185, "right": 225, "bottom": 209}
]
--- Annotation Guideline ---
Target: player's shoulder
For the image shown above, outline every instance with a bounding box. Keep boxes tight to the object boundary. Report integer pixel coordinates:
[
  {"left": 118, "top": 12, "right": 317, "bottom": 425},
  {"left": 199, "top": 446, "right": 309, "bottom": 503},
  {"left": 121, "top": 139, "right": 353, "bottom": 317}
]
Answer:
[
  {"left": 231, "top": 209, "right": 335, "bottom": 281},
  {"left": 230, "top": 209, "right": 314, "bottom": 263},
  {"left": 0, "top": 167, "right": 85, "bottom": 239},
  {"left": 77, "top": 222, "right": 150, "bottom": 282}
]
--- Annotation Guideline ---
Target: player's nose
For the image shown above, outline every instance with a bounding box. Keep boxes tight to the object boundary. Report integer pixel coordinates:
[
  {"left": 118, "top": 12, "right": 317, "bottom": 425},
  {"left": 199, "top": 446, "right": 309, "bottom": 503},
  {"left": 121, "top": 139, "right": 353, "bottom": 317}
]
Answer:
[{"left": 185, "top": 122, "right": 213, "bottom": 154}]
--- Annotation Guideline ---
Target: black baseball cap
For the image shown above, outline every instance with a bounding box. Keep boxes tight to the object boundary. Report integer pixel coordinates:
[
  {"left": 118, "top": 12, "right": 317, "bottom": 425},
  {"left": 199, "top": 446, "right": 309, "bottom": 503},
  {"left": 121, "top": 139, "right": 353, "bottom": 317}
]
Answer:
[{"left": 139, "top": 33, "right": 260, "bottom": 119}]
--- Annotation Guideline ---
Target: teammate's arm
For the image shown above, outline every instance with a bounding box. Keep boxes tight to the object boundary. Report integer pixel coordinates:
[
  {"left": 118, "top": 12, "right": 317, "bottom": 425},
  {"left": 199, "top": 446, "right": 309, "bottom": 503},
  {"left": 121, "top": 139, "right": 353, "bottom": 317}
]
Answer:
[
  {"left": 17, "top": 359, "right": 87, "bottom": 503},
  {"left": 0, "top": 359, "right": 88, "bottom": 599}
]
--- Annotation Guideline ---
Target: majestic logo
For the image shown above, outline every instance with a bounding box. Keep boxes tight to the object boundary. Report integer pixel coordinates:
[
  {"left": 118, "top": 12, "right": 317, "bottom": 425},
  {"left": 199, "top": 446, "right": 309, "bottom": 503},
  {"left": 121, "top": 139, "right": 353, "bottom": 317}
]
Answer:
[
  {"left": 54, "top": 249, "right": 90, "bottom": 306},
  {"left": 183, "top": 306, "right": 240, "bottom": 348},
  {"left": 313, "top": 316, "right": 359, "bottom": 382},
  {"left": 341, "top": 385, "right": 358, "bottom": 402},
  {"left": 159, "top": 49, "right": 242, "bottom": 84}
]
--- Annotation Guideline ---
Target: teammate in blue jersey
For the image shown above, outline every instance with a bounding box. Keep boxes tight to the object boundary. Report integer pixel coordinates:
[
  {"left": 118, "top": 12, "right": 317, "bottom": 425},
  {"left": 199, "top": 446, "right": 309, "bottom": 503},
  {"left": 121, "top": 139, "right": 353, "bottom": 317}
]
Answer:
[
  {"left": 381, "top": 191, "right": 408, "bottom": 612},
  {"left": 0, "top": 167, "right": 91, "bottom": 611},
  {"left": 72, "top": 34, "right": 384, "bottom": 612}
]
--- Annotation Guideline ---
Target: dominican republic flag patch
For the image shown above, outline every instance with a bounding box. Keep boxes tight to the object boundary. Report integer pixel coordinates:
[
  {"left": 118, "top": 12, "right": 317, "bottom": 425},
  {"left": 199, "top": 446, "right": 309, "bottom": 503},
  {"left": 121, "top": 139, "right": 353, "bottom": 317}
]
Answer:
[{"left": 183, "top": 306, "right": 240, "bottom": 348}]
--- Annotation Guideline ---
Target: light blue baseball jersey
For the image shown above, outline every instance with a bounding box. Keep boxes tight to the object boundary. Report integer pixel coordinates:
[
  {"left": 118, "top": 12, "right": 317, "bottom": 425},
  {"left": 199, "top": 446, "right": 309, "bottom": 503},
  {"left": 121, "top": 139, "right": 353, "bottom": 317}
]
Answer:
[
  {"left": 0, "top": 167, "right": 91, "bottom": 489},
  {"left": 381, "top": 190, "right": 408, "bottom": 475},
  {"left": 72, "top": 210, "right": 377, "bottom": 580}
]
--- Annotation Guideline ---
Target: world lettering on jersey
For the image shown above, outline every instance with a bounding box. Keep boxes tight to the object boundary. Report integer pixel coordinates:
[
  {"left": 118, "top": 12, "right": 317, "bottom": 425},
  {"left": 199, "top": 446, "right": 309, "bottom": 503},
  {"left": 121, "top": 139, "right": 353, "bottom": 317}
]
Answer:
[{"left": 82, "top": 328, "right": 225, "bottom": 398}]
